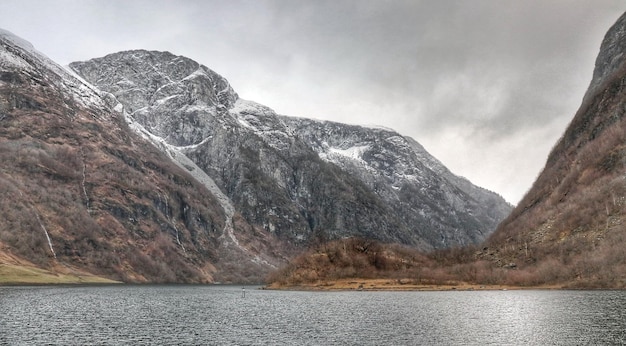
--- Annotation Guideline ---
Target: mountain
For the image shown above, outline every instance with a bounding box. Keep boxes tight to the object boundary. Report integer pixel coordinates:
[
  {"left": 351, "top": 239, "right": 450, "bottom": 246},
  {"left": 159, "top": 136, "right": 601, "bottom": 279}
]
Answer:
[
  {"left": 69, "top": 50, "right": 511, "bottom": 251},
  {"left": 280, "top": 117, "right": 511, "bottom": 246},
  {"left": 0, "top": 28, "right": 511, "bottom": 284},
  {"left": 0, "top": 29, "right": 289, "bottom": 284},
  {"left": 480, "top": 12, "right": 626, "bottom": 287}
]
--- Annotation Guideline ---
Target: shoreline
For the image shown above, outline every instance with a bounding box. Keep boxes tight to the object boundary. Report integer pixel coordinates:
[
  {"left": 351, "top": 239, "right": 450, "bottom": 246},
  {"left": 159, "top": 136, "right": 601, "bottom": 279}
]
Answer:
[{"left": 265, "top": 278, "right": 564, "bottom": 291}]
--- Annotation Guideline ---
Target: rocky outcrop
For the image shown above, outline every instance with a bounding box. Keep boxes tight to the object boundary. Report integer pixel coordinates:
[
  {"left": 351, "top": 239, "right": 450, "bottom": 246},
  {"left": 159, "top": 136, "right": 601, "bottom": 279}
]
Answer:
[{"left": 585, "top": 12, "right": 626, "bottom": 101}]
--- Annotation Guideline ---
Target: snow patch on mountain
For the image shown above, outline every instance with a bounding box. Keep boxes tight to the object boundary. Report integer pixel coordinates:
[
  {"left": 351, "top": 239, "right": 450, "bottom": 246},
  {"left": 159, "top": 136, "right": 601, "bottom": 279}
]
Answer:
[
  {"left": 230, "top": 98, "right": 277, "bottom": 116},
  {"left": 321, "top": 144, "right": 370, "bottom": 164}
]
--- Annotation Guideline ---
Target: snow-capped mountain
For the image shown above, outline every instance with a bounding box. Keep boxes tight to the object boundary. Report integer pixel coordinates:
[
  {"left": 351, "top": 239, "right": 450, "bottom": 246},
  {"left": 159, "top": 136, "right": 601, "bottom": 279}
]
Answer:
[
  {"left": 0, "top": 25, "right": 512, "bottom": 283},
  {"left": 70, "top": 50, "right": 512, "bottom": 251}
]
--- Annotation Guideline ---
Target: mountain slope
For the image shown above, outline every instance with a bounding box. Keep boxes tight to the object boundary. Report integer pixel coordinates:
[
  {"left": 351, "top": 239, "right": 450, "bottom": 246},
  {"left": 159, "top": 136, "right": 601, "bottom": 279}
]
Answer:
[
  {"left": 281, "top": 117, "right": 511, "bottom": 246},
  {"left": 482, "top": 12, "right": 626, "bottom": 287},
  {"left": 0, "top": 29, "right": 288, "bottom": 283},
  {"left": 70, "top": 51, "right": 511, "bottom": 250}
]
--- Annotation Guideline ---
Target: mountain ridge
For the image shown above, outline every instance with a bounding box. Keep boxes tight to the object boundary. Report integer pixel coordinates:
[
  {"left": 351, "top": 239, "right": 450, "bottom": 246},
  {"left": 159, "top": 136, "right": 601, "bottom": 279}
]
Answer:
[{"left": 70, "top": 50, "right": 511, "bottom": 250}]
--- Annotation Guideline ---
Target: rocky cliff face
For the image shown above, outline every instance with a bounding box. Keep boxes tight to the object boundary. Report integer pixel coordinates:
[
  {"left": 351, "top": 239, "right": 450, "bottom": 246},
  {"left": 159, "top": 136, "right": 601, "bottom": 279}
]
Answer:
[
  {"left": 585, "top": 13, "right": 626, "bottom": 102},
  {"left": 70, "top": 50, "right": 511, "bottom": 251},
  {"left": 281, "top": 118, "right": 512, "bottom": 247},
  {"left": 483, "top": 12, "right": 626, "bottom": 284},
  {"left": 0, "top": 30, "right": 289, "bottom": 283}
]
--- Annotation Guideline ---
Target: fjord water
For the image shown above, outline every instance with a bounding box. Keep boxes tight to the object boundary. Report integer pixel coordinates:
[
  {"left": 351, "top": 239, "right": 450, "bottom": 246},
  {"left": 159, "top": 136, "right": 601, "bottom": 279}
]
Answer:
[{"left": 1, "top": 286, "right": 625, "bottom": 345}]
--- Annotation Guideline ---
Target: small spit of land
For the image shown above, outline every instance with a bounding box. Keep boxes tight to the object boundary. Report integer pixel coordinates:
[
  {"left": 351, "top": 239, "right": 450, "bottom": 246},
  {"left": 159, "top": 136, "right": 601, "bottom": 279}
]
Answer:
[{"left": 265, "top": 237, "right": 623, "bottom": 290}]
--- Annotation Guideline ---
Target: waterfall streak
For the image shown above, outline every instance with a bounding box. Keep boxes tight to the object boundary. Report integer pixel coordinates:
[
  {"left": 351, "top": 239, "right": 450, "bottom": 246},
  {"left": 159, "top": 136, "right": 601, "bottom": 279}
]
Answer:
[
  {"left": 33, "top": 208, "right": 56, "bottom": 259},
  {"left": 80, "top": 148, "right": 90, "bottom": 213}
]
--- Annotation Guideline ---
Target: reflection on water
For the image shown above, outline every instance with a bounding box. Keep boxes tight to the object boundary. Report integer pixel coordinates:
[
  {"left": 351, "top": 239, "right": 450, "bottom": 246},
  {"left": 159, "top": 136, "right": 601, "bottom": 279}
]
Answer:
[{"left": 1, "top": 286, "right": 625, "bottom": 345}]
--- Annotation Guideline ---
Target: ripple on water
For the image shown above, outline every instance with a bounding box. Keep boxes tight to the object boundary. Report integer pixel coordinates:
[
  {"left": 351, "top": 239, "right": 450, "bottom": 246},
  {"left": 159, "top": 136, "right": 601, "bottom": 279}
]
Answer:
[{"left": 1, "top": 286, "right": 626, "bottom": 345}]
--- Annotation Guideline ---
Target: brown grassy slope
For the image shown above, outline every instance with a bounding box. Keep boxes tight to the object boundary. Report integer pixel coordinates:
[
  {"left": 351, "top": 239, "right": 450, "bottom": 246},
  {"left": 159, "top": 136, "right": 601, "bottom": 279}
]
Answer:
[
  {"left": 265, "top": 237, "right": 571, "bottom": 289},
  {"left": 480, "top": 62, "right": 626, "bottom": 288},
  {"left": 266, "top": 232, "right": 626, "bottom": 290},
  {"left": 0, "top": 244, "right": 118, "bottom": 285}
]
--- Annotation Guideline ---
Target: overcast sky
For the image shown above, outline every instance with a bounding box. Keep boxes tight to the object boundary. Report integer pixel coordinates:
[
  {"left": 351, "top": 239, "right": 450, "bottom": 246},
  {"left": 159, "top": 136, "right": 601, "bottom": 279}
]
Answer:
[{"left": 1, "top": 1, "right": 624, "bottom": 204}]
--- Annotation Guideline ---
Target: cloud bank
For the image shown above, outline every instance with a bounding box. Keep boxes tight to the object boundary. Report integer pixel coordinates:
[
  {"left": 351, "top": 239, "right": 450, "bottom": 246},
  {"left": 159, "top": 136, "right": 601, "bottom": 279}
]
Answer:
[{"left": 1, "top": 0, "right": 623, "bottom": 203}]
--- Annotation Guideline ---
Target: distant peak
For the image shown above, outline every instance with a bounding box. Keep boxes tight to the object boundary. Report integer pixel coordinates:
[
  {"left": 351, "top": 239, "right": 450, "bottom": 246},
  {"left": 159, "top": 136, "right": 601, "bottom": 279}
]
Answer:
[
  {"left": 585, "top": 12, "right": 626, "bottom": 100},
  {"left": 0, "top": 28, "right": 35, "bottom": 51}
]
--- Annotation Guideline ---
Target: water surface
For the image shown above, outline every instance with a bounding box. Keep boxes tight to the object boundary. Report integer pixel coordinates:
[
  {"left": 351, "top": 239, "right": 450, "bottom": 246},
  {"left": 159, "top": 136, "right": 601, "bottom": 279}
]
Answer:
[{"left": 1, "top": 285, "right": 625, "bottom": 345}]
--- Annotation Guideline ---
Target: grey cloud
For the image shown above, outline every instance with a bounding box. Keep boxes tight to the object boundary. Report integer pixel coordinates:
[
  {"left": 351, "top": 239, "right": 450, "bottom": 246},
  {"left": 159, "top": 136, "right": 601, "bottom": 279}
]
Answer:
[{"left": 0, "top": 0, "right": 623, "bottom": 203}]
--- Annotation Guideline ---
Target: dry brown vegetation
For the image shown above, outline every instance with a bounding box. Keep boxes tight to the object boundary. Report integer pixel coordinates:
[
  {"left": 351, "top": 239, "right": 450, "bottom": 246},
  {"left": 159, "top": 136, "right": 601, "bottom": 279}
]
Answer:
[
  {"left": 267, "top": 233, "right": 626, "bottom": 290},
  {"left": 0, "top": 106, "right": 226, "bottom": 282},
  {"left": 266, "top": 238, "right": 429, "bottom": 286},
  {"left": 482, "top": 61, "right": 626, "bottom": 289},
  {"left": 0, "top": 246, "right": 119, "bottom": 285}
]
